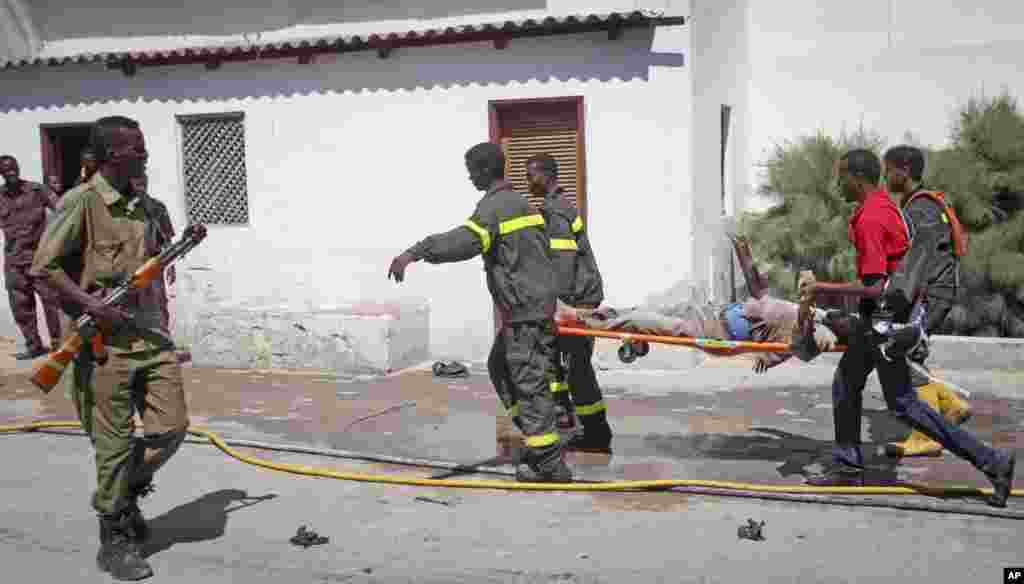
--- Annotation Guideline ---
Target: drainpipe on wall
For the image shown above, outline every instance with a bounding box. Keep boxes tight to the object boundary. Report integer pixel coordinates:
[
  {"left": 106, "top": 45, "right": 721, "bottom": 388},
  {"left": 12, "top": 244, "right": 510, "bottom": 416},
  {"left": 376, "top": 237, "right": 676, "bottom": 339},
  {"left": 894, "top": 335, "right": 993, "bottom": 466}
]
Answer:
[{"left": 5, "top": 0, "right": 42, "bottom": 56}]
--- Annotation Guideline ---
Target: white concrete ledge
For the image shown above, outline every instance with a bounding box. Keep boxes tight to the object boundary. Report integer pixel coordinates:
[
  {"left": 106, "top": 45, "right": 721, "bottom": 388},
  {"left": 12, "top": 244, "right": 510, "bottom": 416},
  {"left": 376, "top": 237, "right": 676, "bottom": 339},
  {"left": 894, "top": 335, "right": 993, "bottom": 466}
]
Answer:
[
  {"left": 188, "top": 302, "right": 429, "bottom": 375},
  {"left": 812, "top": 335, "right": 1024, "bottom": 371},
  {"left": 592, "top": 334, "right": 1024, "bottom": 373},
  {"left": 924, "top": 335, "right": 1024, "bottom": 371}
]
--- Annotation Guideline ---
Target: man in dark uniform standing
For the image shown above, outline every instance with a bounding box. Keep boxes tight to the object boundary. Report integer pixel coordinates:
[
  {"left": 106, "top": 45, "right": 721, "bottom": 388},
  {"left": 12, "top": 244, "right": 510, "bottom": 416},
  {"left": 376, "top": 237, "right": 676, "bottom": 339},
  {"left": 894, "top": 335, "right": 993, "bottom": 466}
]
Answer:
[
  {"left": 880, "top": 145, "right": 972, "bottom": 457},
  {"left": 388, "top": 142, "right": 571, "bottom": 482},
  {"left": 1, "top": 154, "right": 63, "bottom": 359},
  {"left": 526, "top": 152, "right": 613, "bottom": 453},
  {"left": 801, "top": 149, "right": 1015, "bottom": 507}
]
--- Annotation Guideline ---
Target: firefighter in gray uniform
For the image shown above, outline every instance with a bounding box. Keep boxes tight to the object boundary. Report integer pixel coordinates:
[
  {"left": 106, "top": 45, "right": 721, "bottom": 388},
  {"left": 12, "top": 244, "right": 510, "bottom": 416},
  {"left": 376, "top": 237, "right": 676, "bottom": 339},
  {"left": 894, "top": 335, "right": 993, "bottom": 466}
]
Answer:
[
  {"left": 526, "top": 153, "right": 613, "bottom": 453},
  {"left": 388, "top": 142, "right": 572, "bottom": 482}
]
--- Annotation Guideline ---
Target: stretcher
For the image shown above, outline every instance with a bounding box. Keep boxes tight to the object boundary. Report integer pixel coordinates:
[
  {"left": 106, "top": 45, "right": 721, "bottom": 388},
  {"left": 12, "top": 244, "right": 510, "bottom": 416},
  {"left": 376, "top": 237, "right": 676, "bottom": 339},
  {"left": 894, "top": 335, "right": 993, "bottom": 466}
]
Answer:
[
  {"left": 558, "top": 319, "right": 972, "bottom": 398},
  {"left": 556, "top": 324, "right": 848, "bottom": 363}
]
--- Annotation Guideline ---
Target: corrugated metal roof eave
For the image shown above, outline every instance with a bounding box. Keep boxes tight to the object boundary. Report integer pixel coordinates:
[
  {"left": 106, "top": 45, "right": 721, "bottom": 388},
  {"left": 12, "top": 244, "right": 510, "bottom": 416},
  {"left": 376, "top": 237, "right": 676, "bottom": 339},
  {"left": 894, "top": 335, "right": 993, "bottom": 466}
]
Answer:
[{"left": 1, "top": 11, "right": 686, "bottom": 72}]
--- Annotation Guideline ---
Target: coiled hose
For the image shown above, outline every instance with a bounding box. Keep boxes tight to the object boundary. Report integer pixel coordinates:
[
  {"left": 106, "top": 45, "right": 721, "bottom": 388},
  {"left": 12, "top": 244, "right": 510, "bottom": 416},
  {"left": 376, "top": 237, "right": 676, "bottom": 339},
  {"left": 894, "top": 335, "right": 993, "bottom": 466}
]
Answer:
[{"left": 2, "top": 419, "right": 1021, "bottom": 520}]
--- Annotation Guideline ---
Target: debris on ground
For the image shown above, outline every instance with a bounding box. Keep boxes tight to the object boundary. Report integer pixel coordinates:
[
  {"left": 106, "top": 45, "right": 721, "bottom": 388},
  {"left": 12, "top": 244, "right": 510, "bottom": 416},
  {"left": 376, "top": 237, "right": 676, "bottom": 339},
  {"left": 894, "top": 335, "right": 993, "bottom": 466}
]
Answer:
[
  {"left": 341, "top": 400, "right": 416, "bottom": 431},
  {"left": 290, "top": 525, "right": 329, "bottom": 548},
  {"left": 432, "top": 360, "right": 469, "bottom": 378},
  {"left": 737, "top": 519, "right": 766, "bottom": 541},
  {"left": 414, "top": 496, "right": 454, "bottom": 507}
]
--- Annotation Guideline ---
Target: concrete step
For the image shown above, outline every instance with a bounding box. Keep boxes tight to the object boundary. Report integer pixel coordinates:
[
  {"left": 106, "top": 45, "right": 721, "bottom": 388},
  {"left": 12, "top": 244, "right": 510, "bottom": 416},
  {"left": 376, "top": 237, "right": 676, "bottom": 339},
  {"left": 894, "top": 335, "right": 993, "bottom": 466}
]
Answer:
[{"left": 185, "top": 302, "right": 430, "bottom": 375}]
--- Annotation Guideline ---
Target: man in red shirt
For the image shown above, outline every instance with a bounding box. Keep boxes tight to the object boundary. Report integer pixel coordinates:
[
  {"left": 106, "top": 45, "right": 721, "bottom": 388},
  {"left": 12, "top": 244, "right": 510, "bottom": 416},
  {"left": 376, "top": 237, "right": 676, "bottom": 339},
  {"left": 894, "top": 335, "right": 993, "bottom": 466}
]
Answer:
[{"left": 801, "top": 149, "right": 1015, "bottom": 508}]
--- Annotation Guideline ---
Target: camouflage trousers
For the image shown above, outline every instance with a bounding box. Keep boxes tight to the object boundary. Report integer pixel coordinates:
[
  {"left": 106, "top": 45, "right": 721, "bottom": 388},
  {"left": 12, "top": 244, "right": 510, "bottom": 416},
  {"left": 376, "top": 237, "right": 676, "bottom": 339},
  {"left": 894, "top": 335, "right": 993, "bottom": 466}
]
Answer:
[
  {"left": 3, "top": 263, "right": 62, "bottom": 351},
  {"left": 69, "top": 330, "right": 189, "bottom": 515},
  {"left": 487, "top": 319, "right": 563, "bottom": 469}
]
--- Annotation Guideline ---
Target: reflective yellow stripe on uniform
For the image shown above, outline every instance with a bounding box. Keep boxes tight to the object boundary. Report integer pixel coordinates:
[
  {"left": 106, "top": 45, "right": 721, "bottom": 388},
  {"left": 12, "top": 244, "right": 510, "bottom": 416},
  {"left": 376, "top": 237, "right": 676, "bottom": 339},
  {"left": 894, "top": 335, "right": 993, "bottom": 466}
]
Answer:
[
  {"left": 499, "top": 214, "right": 545, "bottom": 235},
  {"left": 571, "top": 216, "right": 583, "bottom": 233},
  {"left": 576, "top": 401, "right": 607, "bottom": 416},
  {"left": 550, "top": 239, "right": 578, "bottom": 251},
  {"left": 462, "top": 220, "right": 492, "bottom": 254},
  {"left": 941, "top": 213, "right": 949, "bottom": 224},
  {"left": 524, "top": 432, "right": 560, "bottom": 447},
  {"left": 549, "top": 381, "right": 569, "bottom": 394}
]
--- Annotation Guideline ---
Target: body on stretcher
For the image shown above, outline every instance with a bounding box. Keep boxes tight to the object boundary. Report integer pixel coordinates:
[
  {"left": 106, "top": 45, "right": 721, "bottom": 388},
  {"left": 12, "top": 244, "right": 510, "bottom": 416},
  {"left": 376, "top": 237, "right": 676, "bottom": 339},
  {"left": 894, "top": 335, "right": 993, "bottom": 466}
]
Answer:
[
  {"left": 554, "top": 298, "right": 849, "bottom": 364},
  {"left": 556, "top": 323, "right": 847, "bottom": 363}
]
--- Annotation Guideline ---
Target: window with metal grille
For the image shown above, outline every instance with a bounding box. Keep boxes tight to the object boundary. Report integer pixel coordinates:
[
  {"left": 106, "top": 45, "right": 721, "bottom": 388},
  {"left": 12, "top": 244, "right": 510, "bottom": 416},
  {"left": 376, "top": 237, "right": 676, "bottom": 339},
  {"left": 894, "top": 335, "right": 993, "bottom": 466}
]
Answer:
[
  {"left": 488, "top": 97, "right": 587, "bottom": 219},
  {"left": 177, "top": 112, "right": 249, "bottom": 225}
]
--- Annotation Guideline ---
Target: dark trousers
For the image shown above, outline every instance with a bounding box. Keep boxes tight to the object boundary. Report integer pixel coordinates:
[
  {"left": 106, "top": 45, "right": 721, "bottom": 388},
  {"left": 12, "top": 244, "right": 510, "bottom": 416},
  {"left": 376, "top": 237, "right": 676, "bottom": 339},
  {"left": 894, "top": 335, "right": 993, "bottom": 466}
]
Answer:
[
  {"left": 907, "top": 298, "right": 953, "bottom": 387},
  {"left": 4, "top": 263, "right": 62, "bottom": 350},
  {"left": 487, "top": 319, "right": 563, "bottom": 468},
  {"left": 830, "top": 316, "right": 996, "bottom": 472},
  {"left": 554, "top": 335, "right": 607, "bottom": 420}
]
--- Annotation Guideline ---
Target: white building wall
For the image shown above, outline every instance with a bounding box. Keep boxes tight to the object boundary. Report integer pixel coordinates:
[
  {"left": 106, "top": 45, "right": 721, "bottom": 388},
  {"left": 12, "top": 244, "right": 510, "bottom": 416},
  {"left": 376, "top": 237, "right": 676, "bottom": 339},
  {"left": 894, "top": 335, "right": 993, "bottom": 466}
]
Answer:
[
  {"left": 0, "top": 17, "right": 696, "bottom": 365},
  {"left": 686, "top": 0, "right": 752, "bottom": 305}
]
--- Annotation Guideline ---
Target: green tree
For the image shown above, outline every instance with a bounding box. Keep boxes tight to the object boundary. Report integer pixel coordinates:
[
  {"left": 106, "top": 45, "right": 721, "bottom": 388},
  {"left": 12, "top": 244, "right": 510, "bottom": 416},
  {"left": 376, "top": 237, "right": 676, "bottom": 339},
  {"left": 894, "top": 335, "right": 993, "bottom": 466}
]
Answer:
[
  {"left": 924, "top": 91, "right": 1024, "bottom": 336},
  {"left": 741, "top": 92, "right": 1024, "bottom": 337},
  {"left": 739, "top": 126, "right": 885, "bottom": 300}
]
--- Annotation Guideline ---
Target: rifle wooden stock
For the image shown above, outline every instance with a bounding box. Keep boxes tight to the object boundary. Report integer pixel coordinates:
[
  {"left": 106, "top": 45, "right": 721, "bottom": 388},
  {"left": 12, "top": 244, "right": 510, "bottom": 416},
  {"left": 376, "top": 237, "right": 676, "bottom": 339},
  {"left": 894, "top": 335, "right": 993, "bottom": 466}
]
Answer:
[
  {"left": 30, "top": 334, "right": 84, "bottom": 394},
  {"left": 130, "top": 257, "right": 162, "bottom": 289},
  {"left": 92, "top": 332, "right": 108, "bottom": 365}
]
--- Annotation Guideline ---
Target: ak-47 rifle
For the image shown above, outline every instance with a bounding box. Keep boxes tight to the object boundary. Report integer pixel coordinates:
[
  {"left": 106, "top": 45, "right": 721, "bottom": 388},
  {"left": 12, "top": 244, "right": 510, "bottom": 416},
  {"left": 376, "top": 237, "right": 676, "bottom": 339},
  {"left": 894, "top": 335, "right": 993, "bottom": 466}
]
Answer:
[{"left": 30, "top": 223, "right": 208, "bottom": 394}]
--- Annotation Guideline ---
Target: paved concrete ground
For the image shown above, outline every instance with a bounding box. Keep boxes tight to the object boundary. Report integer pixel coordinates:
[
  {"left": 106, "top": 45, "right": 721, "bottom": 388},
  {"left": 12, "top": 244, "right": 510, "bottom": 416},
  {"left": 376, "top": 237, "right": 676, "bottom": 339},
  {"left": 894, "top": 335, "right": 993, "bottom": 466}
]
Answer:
[{"left": 1, "top": 338, "right": 1022, "bottom": 582}]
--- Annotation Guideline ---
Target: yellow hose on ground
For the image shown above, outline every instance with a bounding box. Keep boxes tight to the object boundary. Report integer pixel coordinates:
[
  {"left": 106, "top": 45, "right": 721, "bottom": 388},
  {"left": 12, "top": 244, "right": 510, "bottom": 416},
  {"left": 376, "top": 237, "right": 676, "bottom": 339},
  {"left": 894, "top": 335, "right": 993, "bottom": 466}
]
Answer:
[{"left": 1, "top": 419, "right": 1020, "bottom": 498}]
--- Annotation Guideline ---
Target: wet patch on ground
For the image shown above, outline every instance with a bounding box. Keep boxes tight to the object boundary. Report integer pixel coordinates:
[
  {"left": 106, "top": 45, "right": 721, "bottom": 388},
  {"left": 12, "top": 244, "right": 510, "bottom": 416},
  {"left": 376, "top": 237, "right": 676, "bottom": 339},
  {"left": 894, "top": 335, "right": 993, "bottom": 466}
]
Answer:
[
  {"left": 2, "top": 365, "right": 1022, "bottom": 495},
  {"left": 589, "top": 491, "right": 692, "bottom": 512}
]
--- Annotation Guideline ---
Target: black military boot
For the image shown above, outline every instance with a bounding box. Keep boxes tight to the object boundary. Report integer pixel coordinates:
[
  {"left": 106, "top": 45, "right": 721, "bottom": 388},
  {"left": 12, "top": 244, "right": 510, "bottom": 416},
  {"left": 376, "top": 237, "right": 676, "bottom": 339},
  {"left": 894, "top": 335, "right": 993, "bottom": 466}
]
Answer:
[
  {"left": 123, "top": 482, "right": 156, "bottom": 543},
  {"left": 97, "top": 512, "right": 153, "bottom": 581},
  {"left": 566, "top": 410, "right": 613, "bottom": 453}
]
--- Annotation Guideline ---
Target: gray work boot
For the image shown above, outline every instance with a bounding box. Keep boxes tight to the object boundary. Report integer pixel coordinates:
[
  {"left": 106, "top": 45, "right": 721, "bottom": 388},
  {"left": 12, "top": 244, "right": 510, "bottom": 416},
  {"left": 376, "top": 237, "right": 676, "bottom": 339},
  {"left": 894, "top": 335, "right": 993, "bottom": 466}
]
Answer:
[
  {"left": 97, "top": 513, "right": 153, "bottom": 581},
  {"left": 516, "top": 448, "right": 573, "bottom": 483},
  {"left": 515, "top": 460, "right": 573, "bottom": 483}
]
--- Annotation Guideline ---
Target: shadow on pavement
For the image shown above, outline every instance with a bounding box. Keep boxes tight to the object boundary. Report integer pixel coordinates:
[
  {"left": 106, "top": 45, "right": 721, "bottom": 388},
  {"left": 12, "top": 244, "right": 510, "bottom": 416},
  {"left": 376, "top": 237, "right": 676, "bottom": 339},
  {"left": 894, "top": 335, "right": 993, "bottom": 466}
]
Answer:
[
  {"left": 642, "top": 423, "right": 902, "bottom": 484},
  {"left": 142, "top": 489, "right": 278, "bottom": 559}
]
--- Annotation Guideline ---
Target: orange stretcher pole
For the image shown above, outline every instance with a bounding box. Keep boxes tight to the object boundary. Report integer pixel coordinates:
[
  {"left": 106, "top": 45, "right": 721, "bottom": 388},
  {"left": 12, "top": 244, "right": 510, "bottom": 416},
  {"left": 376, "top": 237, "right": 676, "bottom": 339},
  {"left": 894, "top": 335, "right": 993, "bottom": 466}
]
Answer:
[{"left": 556, "top": 325, "right": 847, "bottom": 357}]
